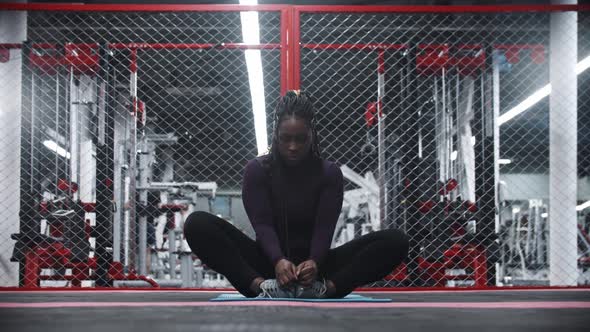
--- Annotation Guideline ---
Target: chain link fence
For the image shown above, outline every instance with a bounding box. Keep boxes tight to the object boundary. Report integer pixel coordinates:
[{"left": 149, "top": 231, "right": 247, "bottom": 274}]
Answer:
[{"left": 0, "top": 4, "right": 588, "bottom": 289}]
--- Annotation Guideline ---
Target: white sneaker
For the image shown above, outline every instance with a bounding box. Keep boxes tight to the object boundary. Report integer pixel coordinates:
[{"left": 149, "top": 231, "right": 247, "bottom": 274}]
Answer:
[
  {"left": 256, "top": 279, "right": 296, "bottom": 298},
  {"left": 295, "top": 279, "right": 328, "bottom": 299}
]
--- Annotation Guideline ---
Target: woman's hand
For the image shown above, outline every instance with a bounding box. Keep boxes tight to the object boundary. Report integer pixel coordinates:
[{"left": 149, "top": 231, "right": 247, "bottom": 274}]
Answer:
[
  {"left": 275, "top": 259, "right": 298, "bottom": 287},
  {"left": 296, "top": 259, "right": 318, "bottom": 286}
]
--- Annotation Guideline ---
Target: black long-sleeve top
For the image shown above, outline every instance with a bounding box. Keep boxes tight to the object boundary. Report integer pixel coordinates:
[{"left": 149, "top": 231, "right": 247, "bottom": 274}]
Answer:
[{"left": 241, "top": 154, "right": 344, "bottom": 266}]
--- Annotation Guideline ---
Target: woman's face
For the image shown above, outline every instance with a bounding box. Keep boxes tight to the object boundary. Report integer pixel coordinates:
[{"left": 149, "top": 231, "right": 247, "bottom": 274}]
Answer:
[{"left": 277, "top": 115, "right": 312, "bottom": 166}]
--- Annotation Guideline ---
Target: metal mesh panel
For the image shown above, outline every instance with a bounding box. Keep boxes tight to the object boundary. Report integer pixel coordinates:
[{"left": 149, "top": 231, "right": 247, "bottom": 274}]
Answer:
[
  {"left": 0, "top": 6, "right": 588, "bottom": 289},
  {"left": 27, "top": 11, "right": 281, "bottom": 44},
  {"left": 0, "top": 8, "right": 282, "bottom": 288},
  {"left": 300, "top": 10, "right": 590, "bottom": 287}
]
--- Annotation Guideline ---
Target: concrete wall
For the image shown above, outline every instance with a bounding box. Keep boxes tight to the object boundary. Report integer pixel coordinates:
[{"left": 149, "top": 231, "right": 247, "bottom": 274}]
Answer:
[{"left": 0, "top": 8, "right": 26, "bottom": 286}]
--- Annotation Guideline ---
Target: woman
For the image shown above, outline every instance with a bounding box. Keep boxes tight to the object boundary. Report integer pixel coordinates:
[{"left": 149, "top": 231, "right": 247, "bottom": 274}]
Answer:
[{"left": 184, "top": 91, "right": 408, "bottom": 298}]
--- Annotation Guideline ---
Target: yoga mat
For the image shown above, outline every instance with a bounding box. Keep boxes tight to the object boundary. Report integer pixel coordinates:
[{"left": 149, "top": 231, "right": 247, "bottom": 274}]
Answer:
[{"left": 210, "top": 293, "right": 392, "bottom": 302}]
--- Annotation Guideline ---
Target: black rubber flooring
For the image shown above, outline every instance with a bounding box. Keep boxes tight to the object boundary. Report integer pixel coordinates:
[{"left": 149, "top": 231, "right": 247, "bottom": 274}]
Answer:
[{"left": 1, "top": 289, "right": 588, "bottom": 332}]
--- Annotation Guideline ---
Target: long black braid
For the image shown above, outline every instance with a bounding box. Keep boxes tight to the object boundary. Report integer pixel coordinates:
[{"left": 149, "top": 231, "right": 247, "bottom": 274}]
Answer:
[{"left": 260, "top": 90, "right": 322, "bottom": 262}]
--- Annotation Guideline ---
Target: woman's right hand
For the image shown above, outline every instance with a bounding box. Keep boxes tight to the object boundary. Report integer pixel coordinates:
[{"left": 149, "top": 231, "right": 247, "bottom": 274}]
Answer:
[{"left": 275, "top": 258, "right": 297, "bottom": 288}]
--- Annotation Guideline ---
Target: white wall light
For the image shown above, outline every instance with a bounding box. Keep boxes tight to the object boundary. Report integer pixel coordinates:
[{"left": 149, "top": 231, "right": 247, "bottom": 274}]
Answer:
[
  {"left": 577, "top": 200, "right": 590, "bottom": 212},
  {"left": 499, "top": 55, "right": 590, "bottom": 125},
  {"left": 240, "top": 0, "right": 268, "bottom": 156},
  {"left": 43, "top": 140, "right": 70, "bottom": 159}
]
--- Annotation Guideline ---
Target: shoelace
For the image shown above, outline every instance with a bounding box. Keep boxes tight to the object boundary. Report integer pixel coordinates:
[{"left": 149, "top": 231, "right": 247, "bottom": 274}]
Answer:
[
  {"left": 259, "top": 283, "right": 275, "bottom": 298},
  {"left": 311, "top": 279, "right": 327, "bottom": 298},
  {"left": 259, "top": 281, "right": 291, "bottom": 298}
]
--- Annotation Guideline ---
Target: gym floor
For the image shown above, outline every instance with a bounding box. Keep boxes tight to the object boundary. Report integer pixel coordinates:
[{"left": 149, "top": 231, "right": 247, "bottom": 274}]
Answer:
[{"left": 1, "top": 289, "right": 589, "bottom": 332}]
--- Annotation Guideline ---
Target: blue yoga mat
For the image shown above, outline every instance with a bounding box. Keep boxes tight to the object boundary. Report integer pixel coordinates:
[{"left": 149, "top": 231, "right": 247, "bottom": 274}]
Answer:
[{"left": 210, "top": 293, "right": 392, "bottom": 302}]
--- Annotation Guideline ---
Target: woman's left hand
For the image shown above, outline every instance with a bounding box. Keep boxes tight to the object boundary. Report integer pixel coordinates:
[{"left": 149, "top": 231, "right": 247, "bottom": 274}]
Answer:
[{"left": 296, "top": 260, "right": 318, "bottom": 286}]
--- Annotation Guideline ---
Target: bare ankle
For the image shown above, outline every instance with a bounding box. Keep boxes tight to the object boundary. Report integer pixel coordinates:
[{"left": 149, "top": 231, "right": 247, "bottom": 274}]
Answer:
[{"left": 250, "top": 277, "right": 265, "bottom": 294}]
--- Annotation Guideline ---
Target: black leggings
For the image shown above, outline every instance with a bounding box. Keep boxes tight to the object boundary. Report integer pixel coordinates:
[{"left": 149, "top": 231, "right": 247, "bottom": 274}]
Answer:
[{"left": 183, "top": 211, "right": 409, "bottom": 298}]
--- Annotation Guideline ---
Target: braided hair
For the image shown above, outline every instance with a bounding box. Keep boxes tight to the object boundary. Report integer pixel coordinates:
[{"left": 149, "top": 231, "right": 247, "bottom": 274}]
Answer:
[
  {"left": 263, "top": 90, "right": 322, "bottom": 260},
  {"left": 267, "top": 90, "right": 322, "bottom": 164}
]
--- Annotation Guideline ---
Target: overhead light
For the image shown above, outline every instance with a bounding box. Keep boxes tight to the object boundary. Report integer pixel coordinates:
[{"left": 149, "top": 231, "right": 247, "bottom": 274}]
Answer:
[
  {"left": 499, "top": 55, "right": 590, "bottom": 125},
  {"left": 577, "top": 200, "right": 590, "bottom": 212},
  {"left": 498, "top": 85, "right": 551, "bottom": 125},
  {"left": 576, "top": 55, "right": 590, "bottom": 75},
  {"left": 240, "top": 0, "right": 268, "bottom": 156},
  {"left": 43, "top": 140, "right": 70, "bottom": 159}
]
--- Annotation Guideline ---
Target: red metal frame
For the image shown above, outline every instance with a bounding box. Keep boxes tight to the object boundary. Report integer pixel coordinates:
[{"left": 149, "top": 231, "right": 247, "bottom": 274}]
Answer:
[
  {"left": 0, "top": 43, "right": 282, "bottom": 51},
  {"left": 0, "top": 3, "right": 288, "bottom": 12},
  {"left": 294, "top": 4, "right": 590, "bottom": 13},
  {"left": 110, "top": 43, "right": 281, "bottom": 50},
  {"left": 1, "top": 3, "right": 588, "bottom": 13},
  {"left": 291, "top": 8, "right": 301, "bottom": 90},
  {"left": 280, "top": 8, "right": 290, "bottom": 95}
]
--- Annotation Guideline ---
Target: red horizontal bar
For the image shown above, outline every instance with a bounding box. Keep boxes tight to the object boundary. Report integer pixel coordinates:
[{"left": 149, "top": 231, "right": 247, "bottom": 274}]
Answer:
[
  {"left": 107, "top": 43, "right": 281, "bottom": 50},
  {"left": 295, "top": 4, "right": 590, "bottom": 13},
  {"left": 30, "top": 43, "right": 58, "bottom": 49},
  {"left": 0, "top": 43, "right": 21, "bottom": 49},
  {"left": 0, "top": 43, "right": 281, "bottom": 51},
  {"left": 2, "top": 3, "right": 588, "bottom": 13},
  {"left": 0, "top": 3, "right": 287, "bottom": 12},
  {"left": 303, "top": 43, "right": 407, "bottom": 50},
  {"left": 0, "top": 42, "right": 547, "bottom": 52},
  {"left": 0, "top": 43, "right": 99, "bottom": 50},
  {"left": 0, "top": 3, "right": 590, "bottom": 13}
]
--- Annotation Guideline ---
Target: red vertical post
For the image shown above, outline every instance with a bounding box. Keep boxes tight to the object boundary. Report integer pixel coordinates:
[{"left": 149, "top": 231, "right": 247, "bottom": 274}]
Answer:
[
  {"left": 71, "top": 268, "right": 82, "bottom": 287},
  {"left": 474, "top": 247, "right": 488, "bottom": 287},
  {"left": 280, "top": 8, "right": 289, "bottom": 95},
  {"left": 24, "top": 250, "right": 40, "bottom": 288},
  {"left": 291, "top": 7, "right": 301, "bottom": 90}
]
